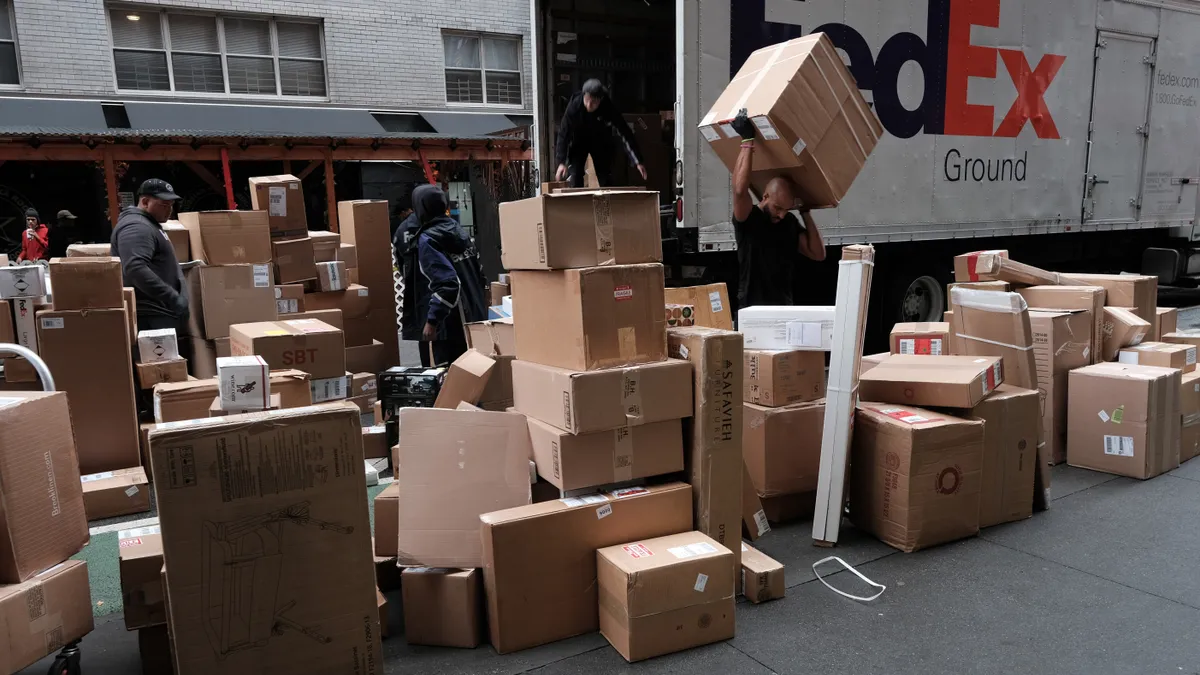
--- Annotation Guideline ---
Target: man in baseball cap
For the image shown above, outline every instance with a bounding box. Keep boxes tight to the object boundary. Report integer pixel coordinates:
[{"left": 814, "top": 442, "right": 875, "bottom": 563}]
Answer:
[
  {"left": 111, "top": 178, "right": 188, "bottom": 337},
  {"left": 48, "top": 209, "right": 82, "bottom": 258}
]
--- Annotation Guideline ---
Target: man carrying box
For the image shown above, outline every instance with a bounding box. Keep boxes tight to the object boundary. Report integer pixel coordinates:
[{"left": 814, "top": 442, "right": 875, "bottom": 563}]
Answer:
[
  {"left": 111, "top": 179, "right": 188, "bottom": 334},
  {"left": 729, "top": 110, "right": 826, "bottom": 309}
]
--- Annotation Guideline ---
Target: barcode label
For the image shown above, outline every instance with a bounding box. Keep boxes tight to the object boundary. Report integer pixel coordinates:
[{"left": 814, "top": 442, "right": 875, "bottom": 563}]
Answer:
[
  {"left": 253, "top": 264, "right": 271, "bottom": 288},
  {"left": 269, "top": 186, "right": 287, "bottom": 216},
  {"left": 899, "top": 338, "right": 942, "bottom": 356},
  {"left": 709, "top": 291, "right": 723, "bottom": 313},
  {"left": 753, "top": 510, "right": 771, "bottom": 536},
  {"left": 1104, "top": 435, "right": 1135, "bottom": 457}
]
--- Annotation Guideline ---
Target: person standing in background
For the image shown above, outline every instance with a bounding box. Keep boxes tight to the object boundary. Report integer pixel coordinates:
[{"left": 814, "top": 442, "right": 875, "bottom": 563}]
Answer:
[
  {"left": 111, "top": 179, "right": 189, "bottom": 334},
  {"left": 16, "top": 208, "right": 49, "bottom": 263},
  {"left": 47, "top": 210, "right": 82, "bottom": 259},
  {"left": 554, "top": 79, "right": 647, "bottom": 187}
]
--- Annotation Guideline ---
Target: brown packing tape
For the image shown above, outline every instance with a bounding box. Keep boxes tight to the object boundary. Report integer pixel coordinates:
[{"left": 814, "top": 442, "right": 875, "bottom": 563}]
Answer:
[
  {"left": 613, "top": 426, "right": 634, "bottom": 481},
  {"left": 618, "top": 326, "right": 637, "bottom": 361},
  {"left": 593, "top": 194, "right": 614, "bottom": 264},
  {"left": 1183, "top": 412, "right": 1200, "bottom": 428},
  {"left": 623, "top": 367, "right": 643, "bottom": 421}
]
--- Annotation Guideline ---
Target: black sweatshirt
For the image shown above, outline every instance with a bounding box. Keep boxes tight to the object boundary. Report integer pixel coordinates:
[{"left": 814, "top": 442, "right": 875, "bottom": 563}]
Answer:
[
  {"left": 110, "top": 207, "right": 186, "bottom": 319},
  {"left": 555, "top": 92, "right": 643, "bottom": 168}
]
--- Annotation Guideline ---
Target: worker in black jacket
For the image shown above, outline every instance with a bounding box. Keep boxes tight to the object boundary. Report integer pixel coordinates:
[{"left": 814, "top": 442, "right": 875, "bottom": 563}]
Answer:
[
  {"left": 555, "top": 79, "right": 646, "bottom": 188},
  {"left": 111, "top": 179, "right": 188, "bottom": 334},
  {"left": 398, "top": 184, "right": 487, "bottom": 367}
]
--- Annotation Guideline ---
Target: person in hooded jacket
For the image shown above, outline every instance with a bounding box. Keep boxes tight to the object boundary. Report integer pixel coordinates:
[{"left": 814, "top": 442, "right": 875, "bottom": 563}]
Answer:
[
  {"left": 110, "top": 179, "right": 189, "bottom": 334},
  {"left": 398, "top": 184, "right": 487, "bottom": 366}
]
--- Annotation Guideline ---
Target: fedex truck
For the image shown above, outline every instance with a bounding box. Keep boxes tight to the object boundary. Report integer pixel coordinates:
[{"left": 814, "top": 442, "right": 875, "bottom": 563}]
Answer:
[{"left": 529, "top": 0, "right": 1200, "bottom": 339}]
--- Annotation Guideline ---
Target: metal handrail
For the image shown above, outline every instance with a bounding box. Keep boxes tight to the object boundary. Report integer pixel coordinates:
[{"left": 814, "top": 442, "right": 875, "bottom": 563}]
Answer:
[{"left": 0, "top": 344, "right": 55, "bottom": 391}]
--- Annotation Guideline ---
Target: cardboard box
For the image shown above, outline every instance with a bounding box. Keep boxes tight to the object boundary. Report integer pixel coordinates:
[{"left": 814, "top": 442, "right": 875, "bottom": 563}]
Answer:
[
  {"left": 950, "top": 288, "right": 1036, "bottom": 390},
  {"left": 362, "top": 425, "right": 387, "bottom": 459},
  {"left": 138, "top": 327, "right": 180, "bottom": 364},
  {"left": 433, "top": 349, "right": 496, "bottom": 409},
  {"left": 890, "top": 322, "right": 951, "bottom": 356},
  {"left": 1017, "top": 286, "right": 1107, "bottom": 365},
  {"left": 65, "top": 243, "right": 111, "bottom": 257},
  {"left": 230, "top": 319, "right": 346, "bottom": 379},
  {"left": 274, "top": 284, "right": 305, "bottom": 315},
  {"left": 286, "top": 308, "right": 343, "bottom": 330},
  {"left": 309, "top": 374, "right": 348, "bottom": 403},
  {"left": 152, "top": 369, "right": 311, "bottom": 423},
  {"left": 81, "top": 466, "right": 150, "bottom": 520},
  {"left": 118, "top": 525, "right": 165, "bottom": 630},
  {"left": 967, "top": 385, "right": 1039, "bottom": 527},
  {"left": 667, "top": 327, "right": 743, "bottom": 563},
  {"left": 512, "top": 357, "right": 692, "bottom": 434},
  {"left": 952, "top": 250, "right": 1083, "bottom": 286},
  {"left": 1028, "top": 310, "right": 1092, "bottom": 465},
  {"left": 400, "top": 568, "right": 483, "bottom": 648},
  {"left": 738, "top": 306, "right": 836, "bottom": 350},
  {"left": 308, "top": 229, "right": 341, "bottom": 262},
  {"left": 315, "top": 261, "right": 347, "bottom": 292},
  {"left": 10, "top": 297, "right": 41, "bottom": 353},
  {"left": 597, "top": 531, "right": 734, "bottom": 662},
  {"left": 249, "top": 174, "right": 306, "bottom": 238},
  {"left": 337, "top": 201, "right": 399, "bottom": 368},
  {"left": 48, "top": 257, "right": 124, "bottom": 310},
  {"left": 304, "top": 284, "right": 369, "bottom": 319},
  {"left": 1067, "top": 363, "right": 1181, "bottom": 479},
  {"left": 850, "top": 404, "right": 984, "bottom": 552},
  {"left": 178, "top": 210, "right": 272, "bottom": 265},
  {"left": 490, "top": 282, "right": 509, "bottom": 306},
  {"left": 860, "top": 351, "right": 888, "bottom": 375},
  {"left": 701, "top": 33, "right": 882, "bottom": 207},
  {"left": 500, "top": 190, "right": 662, "bottom": 270},
  {"left": 743, "top": 400, "right": 824, "bottom": 498},
  {"left": 346, "top": 339, "right": 386, "bottom": 374},
  {"left": 1119, "top": 341, "right": 1197, "bottom": 372},
  {"left": 271, "top": 237, "right": 317, "bottom": 284},
  {"left": 528, "top": 417, "right": 684, "bottom": 491},
  {"left": 480, "top": 482, "right": 693, "bottom": 653},
  {"left": 183, "top": 263, "right": 276, "bottom": 339},
  {"left": 664, "top": 284, "right": 733, "bottom": 330},
  {"left": 1154, "top": 307, "right": 1178, "bottom": 341},
  {"left": 373, "top": 482, "right": 398, "bottom": 557},
  {"left": 216, "top": 355, "right": 271, "bottom": 410},
  {"left": 123, "top": 287, "right": 137, "bottom": 344},
  {"left": 0, "top": 265, "right": 46, "bottom": 299},
  {"left": 163, "top": 220, "right": 191, "bottom": 261},
  {"left": 0, "top": 391, "right": 89, "bottom": 582},
  {"left": 947, "top": 280, "right": 1011, "bottom": 298},
  {"left": 147, "top": 404, "right": 382, "bottom": 674},
  {"left": 739, "top": 542, "right": 785, "bottom": 604},
  {"left": 741, "top": 462, "right": 770, "bottom": 540},
  {"left": 477, "top": 355, "right": 515, "bottom": 411},
  {"left": 136, "top": 358, "right": 188, "bottom": 389},
  {"left": 859, "top": 354, "right": 1003, "bottom": 408},
  {"left": 1181, "top": 370, "right": 1200, "bottom": 463},
  {"left": 336, "top": 243, "right": 357, "bottom": 268},
  {"left": 395, "top": 407, "right": 531, "bottom": 567},
  {"left": 665, "top": 303, "right": 695, "bottom": 327},
  {"left": 187, "top": 336, "right": 229, "bottom": 379},
  {"left": 0, "top": 560, "right": 93, "bottom": 674},
  {"left": 1162, "top": 331, "right": 1200, "bottom": 349},
  {"left": 1102, "top": 307, "right": 1151, "bottom": 361},
  {"left": 1070, "top": 273, "right": 1158, "bottom": 323},
  {"left": 466, "top": 317, "right": 516, "bottom": 357},
  {"left": 0, "top": 300, "right": 11, "bottom": 345},
  {"left": 743, "top": 349, "right": 825, "bottom": 406},
  {"left": 512, "top": 264, "right": 666, "bottom": 371},
  {"left": 343, "top": 314, "right": 373, "bottom": 347},
  {"left": 37, "top": 308, "right": 140, "bottom": 474}
]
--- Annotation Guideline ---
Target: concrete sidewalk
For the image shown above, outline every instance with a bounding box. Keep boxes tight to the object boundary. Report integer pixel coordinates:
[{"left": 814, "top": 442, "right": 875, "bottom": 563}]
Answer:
[{"left": 21, "top": 462, "right": 1200, "bottom": 674}]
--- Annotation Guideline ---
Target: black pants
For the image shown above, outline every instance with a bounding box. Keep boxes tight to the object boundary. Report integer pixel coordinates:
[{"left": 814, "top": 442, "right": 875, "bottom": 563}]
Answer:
[
  {"left": 419, "top": 336, "right": 468, "bottom": 368},
  {"left": 567, "top": 143, "right": 614, "bottom": 188}
]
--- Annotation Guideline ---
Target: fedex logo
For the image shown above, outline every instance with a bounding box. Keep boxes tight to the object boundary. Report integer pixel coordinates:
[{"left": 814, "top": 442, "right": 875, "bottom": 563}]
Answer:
[{"left": 730, "top": 0, "right": 1066, "bottom": 139}]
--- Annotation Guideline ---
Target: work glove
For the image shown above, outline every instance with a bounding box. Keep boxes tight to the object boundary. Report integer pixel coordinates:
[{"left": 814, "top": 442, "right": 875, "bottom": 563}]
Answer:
[
  {"left": 731, "top": 109, "right": 757, "bottom": 141},
  {"left": 171, "top": 292, "right": 190, "bottom": 320}
]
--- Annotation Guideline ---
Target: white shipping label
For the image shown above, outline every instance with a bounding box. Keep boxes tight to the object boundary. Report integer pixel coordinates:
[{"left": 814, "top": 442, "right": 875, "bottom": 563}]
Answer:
[
  {"left": 753, "top": 510, "right": 771, "bottom": 536},
  {"left": 1188, "top": 347, "right": 1197, "bottom": 366},
  {"left": 118, "top": 525, "right": 160, "bottom": 540},
  {"left": 1097, "top": 410, "right": 1111, "bottom": 423},
  {"left": 752, "top": 116, "right": 779, "bottom": 140},
  {"left": 719, "top": 123, "right": 736, "bottom": 139},
  {"left": 678, "top": 344, "right": 690, "bottom": 359},
  {"left": 785, "top": 321, "right": 832, "bottom": 349},
  {"left": 1118, "top": 352, "right": 1139, "bottom": 365},
  {"left": 80, "top": 472, "right": 114, "bottom": 483},
  {"left": 792, "top": 138, "right": 807, "bottom": 155},
  {"left": 125, "top": 486, "right": 140, "bottom": 497},
  {"left": 686, "top": 542, "right": 717, "bottom": 556},
  {"left": 561, "top": 494, "right": 607, "bottom": 507},
  {"left": 253, "top": 264, "right": 271, "bottom": 288},
  {"left": 694, "top": 573, "right": 709, "bottom": 592},
  {"left": 700, "top": 126, "right": 721, "bottom": 143},
  {"left": 595, "top": 504, "right": 613, "bottom": 519},
  {"left": 40, "top": 317, "right": 64, "bottom": 330},
  {"left": 358, "top": 288, "right": 369, "bottom": 297},
  {"left": 1104, "top": 435, "right": 1135, "bottom": 457},
  {"left": 274, "top": 287, "right": 282, "bottom": 299},
  {"left": 709, "top": 290, "right": 723, "bottom": 313},
  {"left": 277, "top": 299, "right": 298, "bottom": 314},
  {"left": 668, "top": 546, "right": 694, "bottom": 559},
  {"left": 268, "top": 186, "right": 287, "bottom": 217}
]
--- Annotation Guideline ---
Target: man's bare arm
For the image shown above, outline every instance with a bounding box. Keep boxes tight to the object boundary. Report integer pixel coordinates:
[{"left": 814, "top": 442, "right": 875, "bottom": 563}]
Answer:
[
  {"left": 798, "top": 210, "right": 826, "bottom": 261},
  {"left": 733, "top": 142, "right": 754, "bottom": 222}
]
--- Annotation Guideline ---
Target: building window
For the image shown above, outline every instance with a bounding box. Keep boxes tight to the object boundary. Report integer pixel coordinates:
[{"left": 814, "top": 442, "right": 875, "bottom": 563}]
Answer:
[
  {"left": 109, "top": 6, "right": 327, "bottom": 98},
  {"left": 443, "top": 33, "right": 522, "bottom": 106},
  {"left": 1, "top": 0, "right": 21, "bottom": 86}
]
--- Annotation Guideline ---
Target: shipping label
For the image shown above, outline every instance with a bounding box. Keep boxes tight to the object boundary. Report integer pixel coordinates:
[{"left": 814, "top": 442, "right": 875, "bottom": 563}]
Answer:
[
  {"left": 1104, "top": 435, "right": 1135, "bottom": 457},
  {"left": 268, "top": 186, "right": 287, "bottom": 217},
  {"left": 624, "top": 543, "right": 654, "bottom": 558}
]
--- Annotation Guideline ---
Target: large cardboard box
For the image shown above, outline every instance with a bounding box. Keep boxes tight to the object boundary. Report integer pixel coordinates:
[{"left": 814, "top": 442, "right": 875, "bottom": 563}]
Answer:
[
  {"left": 890, "top": 322, "right": 950, "bottom": 355},
  {"left": 37, "top": 308, "right": 140, "bottom": 474},
  {"left": 700, "top": 33, "right": 882, "bottom": 207},
  {"left": 738, "top": 306, "right": 836, "bottom": 350},
  {"left": 118, "top": 525, "right": 165, "bottom": 630},
  {"left": 372, "top": 482, "right": 398, "bottom": 558},
  {"left": 1017, "top": 285, "right": 1107, "bottom": 365},
  {"left": 500, "top": 190, "right": 662, "bottom": 269},
  {"left": 512, "top": 264, "right": 667, "bottom": 371},
  {"left": 859, "top": 354, "right": 1003, "bottom": 409},
  {"left": 147, "top": 404, "right": 382, "bottom": 674},
  {"left": 1029, "top": 309, "right": 1093, "bottom": 463},
  {"left": 152, "top": 369, "right": 311, "bottom": 423},
  {"left": 480, "top": 482, "right": 692, "bottom": 654},
  {"left": 1119, "top": 341, "right": 1197, "bottom": 372},
  {"left": 1181, "top": 370, "right": 1200, "bottom": 463},
  {"left": 178, "top": 210, "right": 272, "bottom": 265},
  {"left": 478, "top": 355, "right": 515, "bottom": 411},
  {"left": 850, "top": 404, "right": 984, "bottom": 552},
  {"left": 249, "top": 174, "right": 306, "bottom": 238},
  {"left": 664, "top": 284, "right": 733, "bottom": 330},
  {"left": 967, "top": 385, "right": 1039, "bottom": 527},
  {"left": 48, "top": 256, "right": 124, "bottom": 310},
  {"left": 183, "top": 263, "right": 277, "bottom": 339},
  {"left": 0, "top": 392, "right": 89, "bottom": 582},
  {"left": 337, "top": 201, "right": 399, "bottom": 368},
  {"left": 272, "top": 237, "right": 317, "bottom": 284},
  {"left": 81, "top": 466, "right": 150, "bottom": 520},
  {"left": 1102, "top": 307, "right": 1151, "bottom": 362},
  {"left": 0, "top": 560, "right": 93, "bottom": 674},
  {"left": 1154, "top": 307, "right": 1178, "bottom": 341},
  {"left": 303, "top": 285, "right": 370, "bottom": 319},
  {"left": 1067, "top": 363, "right": 1181, "bottom": 479},
  {"left": 527, "top": 417, "right": 684, "bottom": 491},
  {"left": 667, "top": 327, "right": 743, "bottom": 564},
  {"left": 230, "top": 319, "right": 346, "bottom": 379},
  {"left": 743, "top": 349, "right": 825, "bottom": 406},
  {"left": 394, "top": 408, "right": 531, "bottom": 568},
  {"left": 596, "top": 532, "right": 735, "bottom": 662},
  {"left": 1070, "top": 273, "right": 1158, "bottom": 323},
  {"left": 400, "top": 568, "right": 483, "bottom": 648},
  {"left": 743, "top": 400, "right": 824, "bottom": 498},
  {"left": 465, "top": 317, "right": 515, "bottom": 357},
  {"left": 511, "top": 357, "right": 692, "bottom": 433},
  {"left": 950, "top": 288, "right": 1036, "bottom": 390}
]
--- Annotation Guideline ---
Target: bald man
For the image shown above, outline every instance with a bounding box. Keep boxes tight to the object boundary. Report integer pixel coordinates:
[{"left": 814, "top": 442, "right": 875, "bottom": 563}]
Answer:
[{"left": 729, "top": 109, "right": 825, "bottom": 308}]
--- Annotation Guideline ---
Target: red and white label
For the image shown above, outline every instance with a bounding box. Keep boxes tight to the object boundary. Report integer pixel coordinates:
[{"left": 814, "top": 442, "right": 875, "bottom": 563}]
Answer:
[
  {"left": 898, "top": 337, "right": 943, "bottom": 355},
  {"left": 614, "top": 285, "right": 634, "bottom": 301},
  {"left": 623, "top": 543, "right": 654, "bottom": 558},
  {"left": 119, "top": 538, "right": 142, "bottom": 549},
  {"left": 982, "top": 361, "right": 1003, "bottom": 394},
  {"left": 873, "top": 407, "right": 940, "bottom": 425},
  {"left": 609, "top": 486, "right": 649, "bottom": 499}
]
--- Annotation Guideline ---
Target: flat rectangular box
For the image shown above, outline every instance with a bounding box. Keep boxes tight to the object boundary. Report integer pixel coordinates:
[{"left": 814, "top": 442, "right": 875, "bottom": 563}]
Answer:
[
  {"left": 118, "top": 525, "right": 164, "bottom": 630},
  {"left": 738, "top": 306, "right": 836, "bottom": 351},
  {"left": 362, "top": 425, "right": 387, "bottom": 459},
  {"left": 950, "top": 288, "right": 1036, "bottom": 390},
  {"left": 1162, "top": 331, "right": 1200, "bottom": 349},
  {"left": 217, "top": 355, "right": 271, "bottom": 410},
  {"left": 1067, "top": 363, "right": 1181, "bottom": 479},
  {"left": 743, "top": 400, "right": 824, "bottom": 498},
  {"left": 163, "top": 220, "right": 191, "bottom": 261},
  {"left": 0, "top": 391, "right": 89, "bottom": 583},
  {"left": 664, "top": 284, "right": 733, "bottom": 330},
  {"left": 229, "top": 319, "right": 346, "bottom": 379},
  {"left": 178, "top": 210, "right": 272, "bottom": 265},
  {"left": 400, "top": 568, "right": 483, "bottom": 648},
  {"left": 528, "top": 417, "right": 684, "bottom": 490},
  {"left": 1071, "top": 273, "right": 1158, "bottom": 323},
  {"left": 859, "top": 354, "right": 1003, "bottom": 409},
  {"left": 346, "top": 339, "right": 386, "bottom": 375},
  {"left": 147, "top": 404, "right": 382, "bottom": 675},
  {"left": 48, "top": 257, "right": 124, "bottom": 310},
  {"left": 500, "top": 190, "right": 662, "bottom": 270},
  {"left": 336, "top": 243, "right": 357, "bottom": 268},
  {"left": 274, "top": 284, "right": 305, "bottom": 315},
  {"left": 271, "top": 237, "right": 317, "bottom": 284},
  {"left": 182, "top": 263, "right": 276, "bottom": 339},
  {"left": 187, "top": 336, "right": 230, "bottom": 380},
  {"left": 65, "top": 243, "right": 111, "bottom": 257},
  {"left": 480, "top": 482, "right": 693, "bottom": 654},
  {"left": 1155, "top": 307, "right": 1178, "bottom": 341},
  {"left": 0, "top": 265, "right": 46, "bottom": 299},
  {"left": 137, "top": 328, "right": 180, "bottom": 364},
  {"left": 1029, "top": 309, "right": 1092, "bottom": 464},
  {"left": 304, "top": 284, "right": 369, "bottom": 319},
  {"left": 81, "top": 466, "right": 150, "bottom": 520},
  {"left": 512, "top": 357, "right": 692, "bottom": 433},
  {"left": 315, "top": 261, "right": 348, "bottom": 292},
  {"left": 743, "top": 349, "right": 825, "bottom": 406},
  {"left": 967, "top": 385, "right": 1039, "bottom": 527},
  {"left": 0, "top": 561, "right": 93, "bottom": 674},
  {"left": 249, "top": 174, "right": 306, "bottom": 237},
  {"left": 152, "top": 369, "right": 311, "bottom": 423},
  {"left": 1017, "top": 285, "right": 1106, "bottom": 365},
  {"left": 308, "top": 230, "right": 341, "bottom": 262},
  {"left": 1119, "top": 341, "right": 1197, "bottom": 372},
  {"left": 952, "top": 250, "right": 1083, "bottom": 286},
  {"left": 433, "top": 349, "right": 495, "bottom": 409},
  {"left": 1181, "top": 370, "right": 1200, "bottom": 463},
  {"left": 336, "top": 201, "right": 399, "bottom": 368},
  {"left": 1102, "top": 307, "right": 1151, "bottom": 362},
  {"left": 890, "top": 322, "right": 950, "bottom": 356},
  {"left": 512, "top": 264, "right": 667, "bottom": 371},
  {"left": 739, "top": 542, "right": 784, "bottom": 604},
  {"left": 741, "top": 464, "right": 769, "bottom": 540},
  {"left": 466, "top": 317, "right": 516, "bottom": 357},
  {"left": 372, "top": 482, "right": 398, "bottom": 558},
  {"left": 850, "top": 404, "right": 984, "bottom": 552}
]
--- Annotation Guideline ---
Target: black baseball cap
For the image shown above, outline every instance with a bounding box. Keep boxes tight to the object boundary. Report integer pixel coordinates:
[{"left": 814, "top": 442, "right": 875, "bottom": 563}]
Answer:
[
  {"left": 56, "top": 210, "right": 77, "bottom": 220},
  {"left": 137, "top": 179, "right": 181, "bottom": 201}
]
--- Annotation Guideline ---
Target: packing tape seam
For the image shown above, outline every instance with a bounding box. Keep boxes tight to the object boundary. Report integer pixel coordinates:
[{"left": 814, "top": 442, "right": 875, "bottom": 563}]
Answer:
[
  {"left": 812, "top": 556, "right": 886, "bottom": 602},
  {"left": 728, "top": 41, "right": 789, "bottom": 119},
  {"left": 818, "top": 38, "right": 880, "bottom": 145},
  {"left": 810, "top": 41, "right": 868, "bottom": 159},
  {"left": 838, "top": 259, "right": 875, "bottom": 267},
  {"left": 950, "top": 287, "right": 1028, "bottom": 313},
  {"left": 1183, "top": 412, "right": 1200, "bottom": 427},
  {"left": 613, "top": 426, "right": 634, "bottom": 481},
  {"left": 957, "top": 333, "right": 1034, "bottom": 351},
  {"left": 593, "top": 194, "right": 615, "bottom": 265}
]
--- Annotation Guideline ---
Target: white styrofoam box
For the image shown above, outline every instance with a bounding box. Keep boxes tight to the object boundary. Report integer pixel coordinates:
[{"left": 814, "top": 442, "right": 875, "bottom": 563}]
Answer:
[
  {"left": 0, "top": 266, "right": 47, "bottom": 299},
  {"left": 738, "top": 306, "right": 837, "bottom": 350},
  {"left": 137, "top": 328, "right": 180, "bottom": 364},
  {"left": 365, "top": 460, "right": 380, "bottom": 487},
  {"left": 502, "top": 295, "right": 513, "bottom": 316},
  {"left": 216, "top": 355, "right": 271, "bottom": 411}
]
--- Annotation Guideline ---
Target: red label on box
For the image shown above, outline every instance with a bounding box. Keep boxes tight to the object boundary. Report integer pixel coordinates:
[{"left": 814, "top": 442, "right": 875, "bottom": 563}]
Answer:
[
  {"left": 119, "top": 538, "right": 142, "bottom": 548},
  {"left": 623, "top": 544, "right": 654, "bottom": 558},
  {"left": 609, "top": 486, "right": 650, "bottom": 499},
  {"left": 899, "top": 337, "right": 942, "bottom": 355},
  {"left": 614, "top": 285, "right": 634, "bottom": 301},
  {"left": 872, "top": 407, "right": 941, "bottom": 425}
]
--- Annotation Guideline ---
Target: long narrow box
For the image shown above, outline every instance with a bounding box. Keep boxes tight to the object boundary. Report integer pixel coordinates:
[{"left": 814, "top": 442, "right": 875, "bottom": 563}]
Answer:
[
  {"left": 967, "top": 385, "right": 1039, "bottom": 527},
  {"left": 738, "top": 306, "right": 836, "bottom": 351},
  {"left": 118, "top": 525, "right": 165, "bottom": 631},
  {"left": 338, "top": 201, "right": 399, "bottom": 368}
]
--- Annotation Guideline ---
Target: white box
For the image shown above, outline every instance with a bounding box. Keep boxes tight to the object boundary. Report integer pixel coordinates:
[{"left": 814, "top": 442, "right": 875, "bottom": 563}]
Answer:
[
  {"left": 738, "top": 306, "right": 837, "bottom": 350},
  {"left": 216, "top": 355, "right": 271, "bottom": 410},
  {"left": 0, "top": 266, "right": 47, "bottom": 299},
  {"left": 12, "top": 297, "right": 39, "bottom": 353},
  {"left": 137, "top": 328, "right": 180, "bottom": 364},
  {"left": 310, "top": 375, "right": 348, "bottom": 403}
]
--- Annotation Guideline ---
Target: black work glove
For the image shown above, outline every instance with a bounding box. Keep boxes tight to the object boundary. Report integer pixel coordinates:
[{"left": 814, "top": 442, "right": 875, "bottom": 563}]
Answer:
[
  {"left": 171, "top": 292, "right": 190, "bottom": 320},
  {"left": 731, "top": 109, "right": 756, "bottom": 141}
]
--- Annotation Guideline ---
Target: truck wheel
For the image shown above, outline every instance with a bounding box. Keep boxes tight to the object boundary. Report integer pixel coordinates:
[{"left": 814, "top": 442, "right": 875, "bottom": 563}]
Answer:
[{"left": 898, "top": 274, "right": 944, "bottom": 323}]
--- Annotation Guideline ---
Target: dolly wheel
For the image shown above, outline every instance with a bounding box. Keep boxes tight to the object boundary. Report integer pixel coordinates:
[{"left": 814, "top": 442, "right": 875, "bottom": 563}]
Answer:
[{"left": 47, "top": 642, "right": 82, "bottom": 675}]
